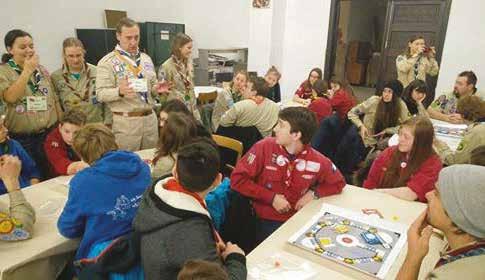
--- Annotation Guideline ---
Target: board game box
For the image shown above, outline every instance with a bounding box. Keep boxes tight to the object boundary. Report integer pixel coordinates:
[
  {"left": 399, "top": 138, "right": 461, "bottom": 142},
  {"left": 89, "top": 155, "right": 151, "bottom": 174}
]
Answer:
[{"left": 288, "top": 204, "right": 407, "bottom": 279}]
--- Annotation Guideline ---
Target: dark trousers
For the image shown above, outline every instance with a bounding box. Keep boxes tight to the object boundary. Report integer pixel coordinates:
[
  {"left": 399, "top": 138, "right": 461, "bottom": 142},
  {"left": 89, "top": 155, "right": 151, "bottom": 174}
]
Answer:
[
  {"left": 10, "top": 130, "right": 51, "bottom": 180},
  {"left": 256, "top": 219, "right": 284, "bottom": 245}
]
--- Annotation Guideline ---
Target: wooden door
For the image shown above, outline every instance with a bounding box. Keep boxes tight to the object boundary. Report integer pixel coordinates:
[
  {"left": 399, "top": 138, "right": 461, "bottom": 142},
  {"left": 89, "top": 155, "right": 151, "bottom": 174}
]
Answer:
[{"left": 379, "top": 0, "right": 451, "bottom": 99}]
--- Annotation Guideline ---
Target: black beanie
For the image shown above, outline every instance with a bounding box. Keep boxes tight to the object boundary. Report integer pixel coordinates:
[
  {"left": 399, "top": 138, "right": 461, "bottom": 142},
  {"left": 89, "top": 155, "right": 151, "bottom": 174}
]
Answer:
[{"left": 383, "top": 80, "right": 404, "bottom": 97}]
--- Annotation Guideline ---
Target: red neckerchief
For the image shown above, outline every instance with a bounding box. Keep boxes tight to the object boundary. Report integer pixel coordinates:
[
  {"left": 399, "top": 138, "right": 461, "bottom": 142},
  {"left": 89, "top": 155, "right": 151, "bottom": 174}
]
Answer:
[
  {"left": 278, "top": 144, "right": 311, "bottom": 186},
  {"left": 249, "top": 95, "right": 265, "bottom": 105},
  {"left": 164, "top": 178, "right": 222, "bottom": 244},
  {"left": 435, "top": 241, "right": 485, "bottom": 268}
]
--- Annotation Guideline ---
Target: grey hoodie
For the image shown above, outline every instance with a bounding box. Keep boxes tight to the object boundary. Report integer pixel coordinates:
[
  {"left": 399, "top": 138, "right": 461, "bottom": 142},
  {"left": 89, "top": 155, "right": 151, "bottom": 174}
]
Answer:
[{"left": 133, "top": 177, "right": 246, "bottom": 279}]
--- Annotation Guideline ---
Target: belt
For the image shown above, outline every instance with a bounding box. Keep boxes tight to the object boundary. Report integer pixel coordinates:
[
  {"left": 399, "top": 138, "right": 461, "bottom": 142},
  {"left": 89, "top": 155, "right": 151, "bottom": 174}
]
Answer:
[{"left": 112, "top": 110, "right": 153, "bottom": 117}]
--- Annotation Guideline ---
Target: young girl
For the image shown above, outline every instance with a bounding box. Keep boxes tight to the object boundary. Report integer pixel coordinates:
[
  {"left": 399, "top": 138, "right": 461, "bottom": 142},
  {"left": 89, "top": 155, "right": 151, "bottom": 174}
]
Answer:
[
  {"left": 328, "top": 79, "right": 356, "bottom": 121},
  {"left": 363, "top": 116, "right": 442, "bottom": 202},
  {"left": 401, "top": 79, "right": 429, "bottom": 116},
  {"left": 212, "top": 70, "right": 248, "bottom": 131},
  {"left": 308, "top": 79, "right": 332, "bottom": 122},
  {"left": 152, "top": 112, "right": 199, "bottom": 179},
  {"left": 293, "top": 68, "right": 322, "bottom": 105},
  {"left": 396, "top": 35, "right": 439, "bottom": 88},
  {"left": 265, "top": 66, "right": 281, "bottom": 102}
]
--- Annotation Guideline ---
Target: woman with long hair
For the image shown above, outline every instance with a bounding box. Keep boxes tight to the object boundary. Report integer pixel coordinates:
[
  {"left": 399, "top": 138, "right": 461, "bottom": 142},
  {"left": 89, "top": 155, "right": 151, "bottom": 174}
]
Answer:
[
  {"left": 363, "top": 116, "right": 442, "bottom": 202},
  {"left": 435, "top": 95, "right": 485, "bottom": 165},
  {"left": 51, "top": 37, "right": 109, "bottom": 124},
  {"left": 0, "top": 29, "right": 62, "bottom": 179},
  {"left": 212, "top": 70, "right": 248, "bottom": 131},
  {"left": 328, "top": 78, "right": 356, "bottom": 122},
  {"left": 293, "top": 67, "right": 322, "bottom": 105},
  {"left": 152, "top": 112, "right": 199, "bottom": 179},
  {"left": 348, "top": 80, "right": 409, "bottom": 149},
  {"left": 396, "top": 35, "right": 439, "bottom": 88},
  {"left": 159, "top": 33, "right": 200, "bottom": 120},
  {"left": 401, "top": 79, "right": 429, "bottom": 116}
]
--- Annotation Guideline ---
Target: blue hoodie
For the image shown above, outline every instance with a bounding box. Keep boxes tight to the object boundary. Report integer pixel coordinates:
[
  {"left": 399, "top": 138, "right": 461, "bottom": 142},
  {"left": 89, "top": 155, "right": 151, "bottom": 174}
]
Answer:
[{"left": 57, "top": 150, "right": 150, "bottom": 261}]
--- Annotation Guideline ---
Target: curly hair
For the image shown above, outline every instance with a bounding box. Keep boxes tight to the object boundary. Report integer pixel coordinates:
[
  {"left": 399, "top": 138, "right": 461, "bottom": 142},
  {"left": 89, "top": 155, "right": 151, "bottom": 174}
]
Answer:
[{"left": 457, "top": 95, "right": 485, "bottom": 122}]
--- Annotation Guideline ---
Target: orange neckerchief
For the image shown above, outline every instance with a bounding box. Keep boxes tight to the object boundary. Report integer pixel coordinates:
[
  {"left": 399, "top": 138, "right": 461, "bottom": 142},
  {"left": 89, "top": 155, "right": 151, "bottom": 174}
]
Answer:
[
  {"left": 249, "top": 95, "right": 265, "bottom": 105},
  {"left": 164, "top": 179, "right": 223, "bottom": 245}
]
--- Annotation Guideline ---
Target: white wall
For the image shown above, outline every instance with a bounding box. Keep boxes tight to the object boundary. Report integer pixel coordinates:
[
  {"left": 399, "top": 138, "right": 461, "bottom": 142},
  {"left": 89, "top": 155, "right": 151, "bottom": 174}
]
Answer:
[
  {"left": 277, "top": 0, "right": 332, "bottom": 101},
  {"left": 247, "top": 2, "right": 274, "bottom": 76},
  {"left": 435, "top": 0, "right": 485, "bottom": 96},
  {"left": 0, "top": 0, "right": 250, "bottom": 72}
]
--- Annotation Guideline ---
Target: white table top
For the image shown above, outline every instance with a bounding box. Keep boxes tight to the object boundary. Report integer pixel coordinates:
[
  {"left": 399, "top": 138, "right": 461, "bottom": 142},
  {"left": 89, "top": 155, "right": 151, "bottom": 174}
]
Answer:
[{"left": 247, "top": 185, "right": 446, "bottom": 280}]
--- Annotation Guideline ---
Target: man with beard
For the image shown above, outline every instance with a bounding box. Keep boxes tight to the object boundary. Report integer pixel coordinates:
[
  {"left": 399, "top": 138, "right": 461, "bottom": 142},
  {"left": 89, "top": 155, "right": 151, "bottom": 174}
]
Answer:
[
  {"left": 428, "top": 71, "right": 485, "bottom": 124},
  {"left": 396, "top": 164, "right": 485, "bottom": 279}
]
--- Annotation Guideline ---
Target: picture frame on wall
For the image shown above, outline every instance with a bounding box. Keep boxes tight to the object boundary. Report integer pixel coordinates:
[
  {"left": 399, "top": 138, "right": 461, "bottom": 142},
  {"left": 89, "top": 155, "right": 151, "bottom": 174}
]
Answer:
[{"left": 252, "top": 0, "right": 270, "bottom": 9}]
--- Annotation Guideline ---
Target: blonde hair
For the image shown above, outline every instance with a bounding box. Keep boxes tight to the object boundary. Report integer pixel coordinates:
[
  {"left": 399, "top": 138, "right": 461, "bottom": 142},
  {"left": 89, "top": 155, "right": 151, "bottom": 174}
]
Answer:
[
  {"left": 265, "top": 65, "right": 281, "bottom": 80},
  {"left": 62, "top": 37, "right": 85, "bottom": 54},
  {"left": 72, "top": 124, "right": 118, "bottom": 165}
]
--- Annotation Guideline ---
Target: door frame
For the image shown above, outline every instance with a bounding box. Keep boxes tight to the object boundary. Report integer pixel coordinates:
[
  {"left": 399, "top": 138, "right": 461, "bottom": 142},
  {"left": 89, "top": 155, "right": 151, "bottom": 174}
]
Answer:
[{"left": 324, "top": 0, "right": 453, "bottom": 88}]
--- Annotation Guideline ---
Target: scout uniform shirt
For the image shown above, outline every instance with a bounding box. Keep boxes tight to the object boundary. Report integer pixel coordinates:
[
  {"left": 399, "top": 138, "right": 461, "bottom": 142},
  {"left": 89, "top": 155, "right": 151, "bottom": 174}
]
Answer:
[
  {"left": 0, "top": 60, "right": 60, "bottom": 134},
  {"left": 230, "top": 137, "right": 346, "bottom": 222},
  {"left": 430, "top": 90, "right": 485, "bottom": 115},
  {"left": 96, "top": 45, "right": 157, "bottom": 114},
  {"left": 160, "top": 56, "right": 200, "bottom": 120},
  {"left": 396, "top": 54, "right": 439, "bottom": 88},
  {"left": 436, "top": 122, "right": 485, "bottom": 165},
  {"left": 212, "top": 84, "right": 242, "bottom": 131},
  {"left": 51, "top": 63, "right": 111, "bottom": 124}
]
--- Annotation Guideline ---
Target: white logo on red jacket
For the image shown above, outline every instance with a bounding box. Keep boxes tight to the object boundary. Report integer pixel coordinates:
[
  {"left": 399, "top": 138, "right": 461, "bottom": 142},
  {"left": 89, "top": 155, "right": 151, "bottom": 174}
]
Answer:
[{"left": 306, "top": 161, "right": 321, "bottom": 172}]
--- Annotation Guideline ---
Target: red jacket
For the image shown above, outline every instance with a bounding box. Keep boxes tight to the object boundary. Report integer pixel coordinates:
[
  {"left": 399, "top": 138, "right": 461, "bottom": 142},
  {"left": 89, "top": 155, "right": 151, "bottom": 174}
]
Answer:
[
  {"left": 231, "top": 137, "right": 346, "bottom": 222},
  {"left": 294, "top": 81, "right": 313, "bottom": 99},
  {"left": 308, "top": 98, "right": 332, "bottom": 122},
  {"left": 329, "top": 89, "right": 356, "bottom": 121},
  {"left": 363, "top": 146, "right": 442, "bottom": 202},
  {"left": 44, "top": 127, "right": 79, "bottom": 176}
]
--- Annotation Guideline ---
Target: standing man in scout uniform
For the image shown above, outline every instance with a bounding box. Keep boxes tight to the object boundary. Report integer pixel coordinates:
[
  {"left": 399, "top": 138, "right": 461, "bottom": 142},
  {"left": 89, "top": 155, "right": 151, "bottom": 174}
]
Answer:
[
  {"left": 51, "top": 38, "right": 111, "bottom": 125},
  {"left": 97, "top": 17, "right": 169, "bottom": 151},
  {"left": 0, "top": 29, "right": 62, "bottom": 179}
]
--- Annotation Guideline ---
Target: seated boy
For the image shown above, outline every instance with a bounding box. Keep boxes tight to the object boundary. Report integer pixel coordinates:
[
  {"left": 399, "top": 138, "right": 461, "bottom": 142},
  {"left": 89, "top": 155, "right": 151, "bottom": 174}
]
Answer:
[
  {"left": 0, "top": 155, "right": 35, "bottom": 241},
  {"left": 133, "top": 139, "right": 247, "bottom": 280},
  {"left": 57, "top": 124, "right": 151, "bottom": 262},
  {"left": 231, "top": 107, "right": 346, "bottom": 243},
  {"left": 0, "top": 116, "right": 40, "bottom": 195},
  {"left": 44, "top": 109, "right": 89, "bottom": 177},
  {"left": 218, "top": 77, "right": 279, "bottom": 137},
  {"left": 397, "top": 165, "right": 485, "bottom": 279}
]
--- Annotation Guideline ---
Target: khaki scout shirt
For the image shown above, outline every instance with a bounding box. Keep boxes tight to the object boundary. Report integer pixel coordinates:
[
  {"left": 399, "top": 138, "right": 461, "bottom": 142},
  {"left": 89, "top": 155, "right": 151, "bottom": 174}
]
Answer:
[
  {"left": 0, "top": 64, "right": 60, "bottom": 134},
  {"left": 51, "top": 63, "right": 111, "bottom": 124},
  {"left": 160, "top": 57, "right": 200, "bottom": 119},
  {"left": 430, "top": 90, "right": 485, "bottom": 115},
  {"left": 396, "top": 54, "right": 439, "bottom": 88},
  {"left": 348, "top": 95, "right": 410, "bottom": 147},
  {"left": 96, "top": 49, "right": 157, "bottom": 113},
  {"left": 436, "top": 122, "right": 485, "bottom": 165},
  {"left": 219, "top": 97, "right": 279, "bottom": 137}
]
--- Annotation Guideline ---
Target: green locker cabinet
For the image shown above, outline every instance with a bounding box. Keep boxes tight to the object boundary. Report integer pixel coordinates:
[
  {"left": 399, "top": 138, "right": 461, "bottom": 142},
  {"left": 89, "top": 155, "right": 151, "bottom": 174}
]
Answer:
[{"left": 139, "top": 22, "right": 185, "bottom": 70}]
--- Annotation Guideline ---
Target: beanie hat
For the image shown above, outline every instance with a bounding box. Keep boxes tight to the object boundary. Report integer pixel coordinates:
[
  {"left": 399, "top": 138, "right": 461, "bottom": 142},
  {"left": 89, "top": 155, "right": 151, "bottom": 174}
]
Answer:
[
  {"left": 383, "top": 80, "right": 404, "bottom": 97},
  {"left": 437, "top": 164, "right": 485, "bottom": 239}
]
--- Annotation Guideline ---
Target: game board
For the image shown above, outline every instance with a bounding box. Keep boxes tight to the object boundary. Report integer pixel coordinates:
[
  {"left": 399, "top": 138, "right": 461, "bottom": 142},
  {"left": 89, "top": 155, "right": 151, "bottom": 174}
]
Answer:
[{"left": 288, "top": 204, "right": 407, "bottom": 279}]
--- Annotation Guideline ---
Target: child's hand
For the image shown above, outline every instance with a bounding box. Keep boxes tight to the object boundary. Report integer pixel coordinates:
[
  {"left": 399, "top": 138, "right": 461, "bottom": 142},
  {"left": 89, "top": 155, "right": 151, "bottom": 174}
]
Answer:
[
  {"left": 272, "top": 194, "right": 291, "bottom": 213},
  {"left": 221, "top": 242, "right": 245, "bottom": 260}
]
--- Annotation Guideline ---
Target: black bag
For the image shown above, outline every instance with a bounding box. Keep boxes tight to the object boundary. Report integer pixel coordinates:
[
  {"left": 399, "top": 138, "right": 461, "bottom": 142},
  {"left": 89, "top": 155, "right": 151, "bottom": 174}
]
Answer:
[
  {"left": 75, "top": 232, "right": 141, "bottom": 280},
  {"left": 220, "top": 192, "right": 259, "bottom": 254}
]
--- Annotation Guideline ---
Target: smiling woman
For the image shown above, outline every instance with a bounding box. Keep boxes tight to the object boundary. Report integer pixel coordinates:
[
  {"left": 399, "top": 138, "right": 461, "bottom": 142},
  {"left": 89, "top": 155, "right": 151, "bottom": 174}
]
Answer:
[{"left": 0, "top": 29, "right": 62, "bottom": 179}]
